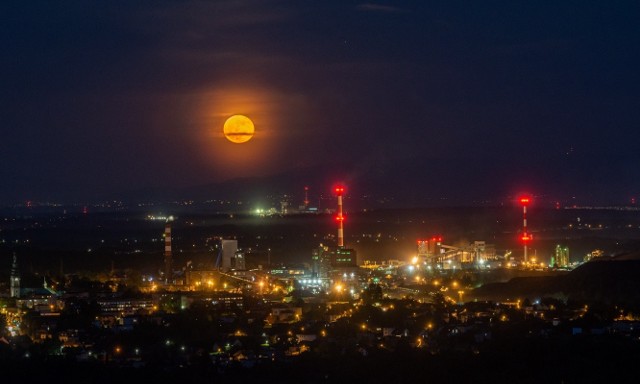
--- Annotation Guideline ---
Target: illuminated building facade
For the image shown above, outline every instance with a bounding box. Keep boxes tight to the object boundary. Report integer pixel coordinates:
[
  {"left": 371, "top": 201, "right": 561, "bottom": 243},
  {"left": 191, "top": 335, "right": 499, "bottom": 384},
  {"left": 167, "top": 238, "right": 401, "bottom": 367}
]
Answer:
[
  {"left": 269, "top": 265, "right": 309, "bottom": 278},
  {"left": 555, "top": 245, "right": 570, "bottom": 268},
  {"left": 311, "top": 244, "right": 357, "bottom": 278},
  {"left": 233, "top": 249, "right": 246, "bottom": 270},
  {"left": 185, "top": 270, "right": 220, "bottom": 290},
  {"left": 184, "top": 292, "right": 244, "bottom": 309},
  {"left": 97, "top": 298, "right": 155, "bottom": 315},
  {"left": 417, "top": 237, "right": 443, "bottom": 263},
  {"left": 334, "top": 247, "right": 357, "bottom": 268}
]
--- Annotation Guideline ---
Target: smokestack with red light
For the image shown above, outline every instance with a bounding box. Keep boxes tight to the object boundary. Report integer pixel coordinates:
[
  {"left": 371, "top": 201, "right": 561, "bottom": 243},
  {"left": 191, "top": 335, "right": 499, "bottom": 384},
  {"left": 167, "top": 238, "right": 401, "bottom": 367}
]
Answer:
[
  {"left": 304, "top": 186, "right": 310, "bottom": 208},
  {"left": 164, "top": 219, "right": 173, "bottom": 283},
  {"left": 519, "top": 196, "right": 531, "bottom": 263},
  {"left": 335, "top": 186, "right": 345, "bottom": 248}
]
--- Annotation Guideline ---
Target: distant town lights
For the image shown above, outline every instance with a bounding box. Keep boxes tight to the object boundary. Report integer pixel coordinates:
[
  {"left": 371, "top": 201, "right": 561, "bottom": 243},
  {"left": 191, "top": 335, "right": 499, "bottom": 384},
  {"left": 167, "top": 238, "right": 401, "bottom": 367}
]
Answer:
[{"left": 147, "top": 215, "right": 175, "bottom": 221}]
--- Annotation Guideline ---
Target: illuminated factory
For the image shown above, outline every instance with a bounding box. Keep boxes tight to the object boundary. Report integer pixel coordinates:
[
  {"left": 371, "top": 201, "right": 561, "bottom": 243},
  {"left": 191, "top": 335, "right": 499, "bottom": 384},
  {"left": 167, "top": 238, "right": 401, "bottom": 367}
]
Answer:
[
  {"left": 306, "top": 185, "right": 359, "bottom": 291},
  {"left": 411, "top": 196, "right": 534, "bottom": 270},
  {"left": 154, "top": 217, "right": 256, "bottom": 292},
  {"left": 184, "top": 237, "right": 258, "bottom": 291},
  {"left": 415, "top": 237, "right": 499, "bottom": 270},
  {"left": 553, "top": 245, "right": 570, "bottom": 268}
]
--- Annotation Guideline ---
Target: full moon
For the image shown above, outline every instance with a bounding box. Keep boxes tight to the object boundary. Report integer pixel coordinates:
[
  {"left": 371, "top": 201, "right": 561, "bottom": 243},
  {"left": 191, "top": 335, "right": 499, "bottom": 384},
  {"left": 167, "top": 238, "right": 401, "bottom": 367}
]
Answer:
[{"left": 223, "top": 115, "right": 255, "bottom": 143}]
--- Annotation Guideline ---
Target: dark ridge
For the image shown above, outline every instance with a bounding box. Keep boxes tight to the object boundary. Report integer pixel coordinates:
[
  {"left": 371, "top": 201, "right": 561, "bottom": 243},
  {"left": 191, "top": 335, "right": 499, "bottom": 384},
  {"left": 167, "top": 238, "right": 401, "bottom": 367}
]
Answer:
[{"left": 471, "top": 258, "right": 640, "bottom": 309}]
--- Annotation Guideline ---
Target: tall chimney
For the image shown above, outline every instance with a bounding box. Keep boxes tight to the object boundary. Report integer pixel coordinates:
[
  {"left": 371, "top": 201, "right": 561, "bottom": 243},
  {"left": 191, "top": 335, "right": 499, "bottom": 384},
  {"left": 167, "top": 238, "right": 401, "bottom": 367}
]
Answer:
[
  {"left": 335, "top": 186, "right": 345, "bottom": 248},
  {"left": 164, "top": 221, "right": 173, "bottom": 283}
]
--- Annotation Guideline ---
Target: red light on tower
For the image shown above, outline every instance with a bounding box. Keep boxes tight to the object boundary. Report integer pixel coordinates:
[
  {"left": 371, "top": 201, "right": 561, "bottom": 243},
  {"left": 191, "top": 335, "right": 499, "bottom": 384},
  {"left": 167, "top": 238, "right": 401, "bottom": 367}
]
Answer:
[{"left": 519, "top": 197, "right": 530, "bottom": 206}]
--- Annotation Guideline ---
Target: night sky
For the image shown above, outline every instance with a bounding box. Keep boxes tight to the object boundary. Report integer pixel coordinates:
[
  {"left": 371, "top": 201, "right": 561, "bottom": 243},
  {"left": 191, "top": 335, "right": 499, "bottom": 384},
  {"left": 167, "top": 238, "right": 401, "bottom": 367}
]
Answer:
[{"left": 2, "top": 1, "right": 639, "bottom": 205}]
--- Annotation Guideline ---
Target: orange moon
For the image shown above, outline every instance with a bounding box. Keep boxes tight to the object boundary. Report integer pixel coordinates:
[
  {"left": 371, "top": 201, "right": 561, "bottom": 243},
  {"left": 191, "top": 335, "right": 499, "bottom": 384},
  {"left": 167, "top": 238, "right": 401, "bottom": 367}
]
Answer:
[{"left": 223, "top": 115, "right": 255, "bottom": 143}]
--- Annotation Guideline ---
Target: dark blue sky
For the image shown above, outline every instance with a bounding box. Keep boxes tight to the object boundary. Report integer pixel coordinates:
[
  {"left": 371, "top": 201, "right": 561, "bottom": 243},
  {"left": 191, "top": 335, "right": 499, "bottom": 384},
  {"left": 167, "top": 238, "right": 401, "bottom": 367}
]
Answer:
[{"left": 2, "top": 1, "right": 639, "bottom": 206}]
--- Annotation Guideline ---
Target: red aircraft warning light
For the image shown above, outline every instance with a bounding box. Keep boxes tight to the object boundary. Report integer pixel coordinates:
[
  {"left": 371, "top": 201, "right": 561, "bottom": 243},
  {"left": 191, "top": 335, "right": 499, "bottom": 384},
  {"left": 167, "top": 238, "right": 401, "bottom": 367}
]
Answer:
[
  {"left": 417, "top": 236, "right": 443, "bottom": 244},
  {"left": 335, "top": 186, "right": 345, "bottom": 196},
  {"left": 519, "top": 196, "right": 531, "bottom": 206}
]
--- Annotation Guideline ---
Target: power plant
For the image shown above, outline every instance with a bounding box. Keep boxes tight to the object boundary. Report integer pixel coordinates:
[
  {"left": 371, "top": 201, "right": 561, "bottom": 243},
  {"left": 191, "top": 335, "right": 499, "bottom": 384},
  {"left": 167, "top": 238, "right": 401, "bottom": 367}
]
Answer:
[
  {"left": 414, "top": 238, "right": 499, "bottom": 270},
  {"left": 150, "top": 186, "right": 546, "bottom": 298},
  {"left": 310, "top": 185, "right": 357, "bottom": 288}
]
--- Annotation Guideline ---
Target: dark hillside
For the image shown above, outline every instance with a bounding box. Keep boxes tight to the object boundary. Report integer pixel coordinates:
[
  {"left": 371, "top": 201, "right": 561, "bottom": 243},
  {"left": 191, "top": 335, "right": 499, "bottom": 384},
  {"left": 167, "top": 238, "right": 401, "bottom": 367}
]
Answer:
[{"left": 471, "top": 258, "right": 640, "bottom": 310}]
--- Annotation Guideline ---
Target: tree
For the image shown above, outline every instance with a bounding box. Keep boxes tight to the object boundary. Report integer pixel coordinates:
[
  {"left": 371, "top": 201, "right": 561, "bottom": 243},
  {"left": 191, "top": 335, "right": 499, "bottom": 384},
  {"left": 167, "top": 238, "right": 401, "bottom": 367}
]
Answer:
[
  {"left": 59, "top": 298, "right": 101, "bottom": 330},
  {"left": 361, "top": 283, "right": 383, "bottom": 304}
]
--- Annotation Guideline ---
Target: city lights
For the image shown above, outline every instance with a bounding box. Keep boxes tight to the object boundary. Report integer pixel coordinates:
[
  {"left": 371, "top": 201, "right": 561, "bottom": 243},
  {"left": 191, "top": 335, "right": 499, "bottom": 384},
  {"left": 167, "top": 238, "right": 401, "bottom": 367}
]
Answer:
[{"left": 1, "top": 185, "right": 632, "bottom": 379}]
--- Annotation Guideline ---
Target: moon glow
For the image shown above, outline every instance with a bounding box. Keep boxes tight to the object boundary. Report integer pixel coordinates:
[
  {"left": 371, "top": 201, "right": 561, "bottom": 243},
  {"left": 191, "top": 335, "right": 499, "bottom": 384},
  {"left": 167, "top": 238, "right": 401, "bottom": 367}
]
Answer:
[{"left": 223, "top": 115, "right": 255, "bottom": 143}]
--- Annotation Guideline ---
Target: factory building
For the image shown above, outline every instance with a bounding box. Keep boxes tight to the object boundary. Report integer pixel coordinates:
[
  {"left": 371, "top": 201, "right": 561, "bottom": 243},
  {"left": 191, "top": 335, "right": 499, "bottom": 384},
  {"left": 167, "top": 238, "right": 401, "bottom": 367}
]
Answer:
[
  {"left": 312, "top": 245, "right": 358, "bottom": 278},
  {"left": 554, "top": 245, "right": 570, "bottom": 268}
]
